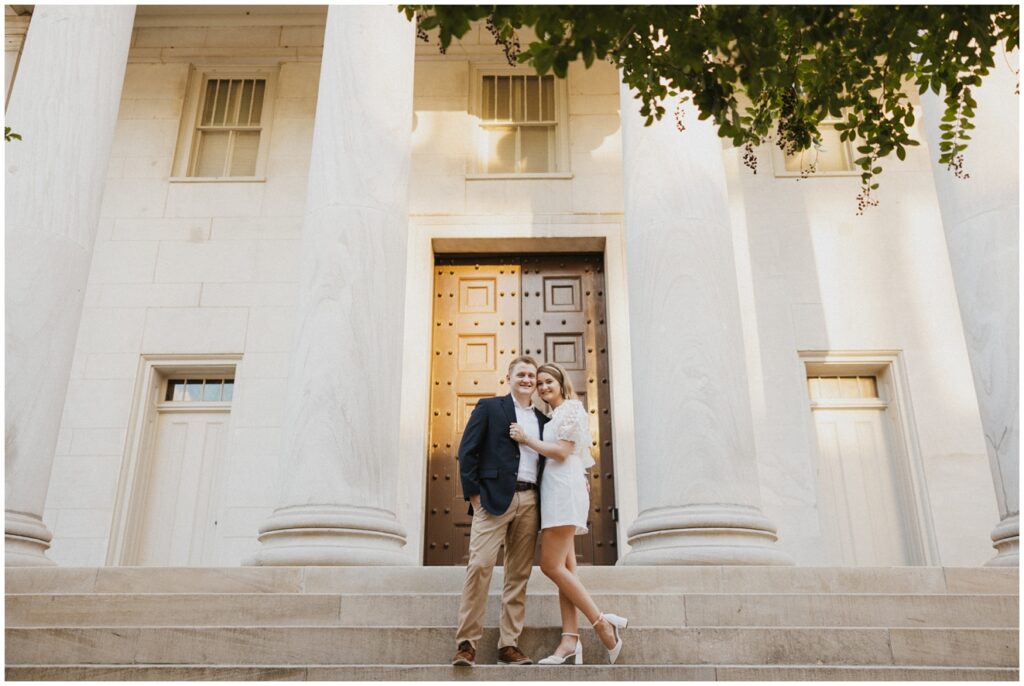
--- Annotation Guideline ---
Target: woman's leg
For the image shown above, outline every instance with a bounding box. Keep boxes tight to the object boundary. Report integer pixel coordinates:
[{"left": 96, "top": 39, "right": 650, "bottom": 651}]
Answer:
[
  {"left": 540, "top": 525, "right": 618, "bottom": 649},
  {"left": 548, "top": 531, "right": 580, "bottom": 656}
]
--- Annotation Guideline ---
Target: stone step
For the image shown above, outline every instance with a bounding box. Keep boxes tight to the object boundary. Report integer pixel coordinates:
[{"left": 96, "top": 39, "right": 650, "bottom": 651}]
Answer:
[
  {"left": 6, "top": 566, "right": 1018, "bottom": 595},
  {"left": 6, "top": 626, "right": 1017, "bottom": 667},
  {"left": 6, "top": 592, "right": 1017, "bottom": 628},
  {"left": 5, "top": 664, "right": 1020, "bottom": 681}
]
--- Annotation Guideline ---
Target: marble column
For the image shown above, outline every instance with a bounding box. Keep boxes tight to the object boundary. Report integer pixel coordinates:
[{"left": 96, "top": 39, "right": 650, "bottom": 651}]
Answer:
[
  {"left": 619, "top": 87, "right": 792, "bottom": 565},
  {"left": 921, "top": 51, "right": 1019, "bottom": 567},
  {"left": 252, "top": 5, "right": 415, "bottom": 565},
  {"left": 5, "top": 6, "right": 136, "bottom": 566}
]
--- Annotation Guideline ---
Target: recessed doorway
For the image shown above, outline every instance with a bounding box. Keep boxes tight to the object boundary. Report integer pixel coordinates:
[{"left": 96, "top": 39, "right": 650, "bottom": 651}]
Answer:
[{"left": 424, "top": 254, "right": 618, "bottom": 565}]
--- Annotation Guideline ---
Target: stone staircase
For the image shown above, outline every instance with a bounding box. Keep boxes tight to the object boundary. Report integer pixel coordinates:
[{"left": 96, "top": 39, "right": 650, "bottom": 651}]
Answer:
[{"left": 5, "top": 566, "right": 1019, "bottom": 680}]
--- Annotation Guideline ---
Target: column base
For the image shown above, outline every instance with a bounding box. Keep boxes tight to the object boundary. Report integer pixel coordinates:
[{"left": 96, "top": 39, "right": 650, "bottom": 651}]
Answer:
[
  {"left": 621, "top": 504, "right": 794, "bottom": 566},
  {"left": 985, "top": 513, "right": 1019, "bottom": 567},
  {"left": 249, "top": 504, "right": 409, "bottom": 566},
  {"left": 5, "top": 511, "right": 55, "bottom": 566}
]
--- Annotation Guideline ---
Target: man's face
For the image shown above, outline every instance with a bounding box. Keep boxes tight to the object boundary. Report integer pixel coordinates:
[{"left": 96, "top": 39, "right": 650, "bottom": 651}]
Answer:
[{"left": 507, "top": 362, "right": 537, "bottom": 398}]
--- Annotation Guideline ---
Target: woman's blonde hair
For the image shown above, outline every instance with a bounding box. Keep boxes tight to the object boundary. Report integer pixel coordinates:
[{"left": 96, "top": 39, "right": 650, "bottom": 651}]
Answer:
[{"left": 536, "top": 362, "right": 576, "bottom": 401}]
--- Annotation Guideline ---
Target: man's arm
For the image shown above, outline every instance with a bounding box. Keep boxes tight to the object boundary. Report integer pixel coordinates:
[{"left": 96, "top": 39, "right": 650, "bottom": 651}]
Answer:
[{"left": 458, "top": 400, "right": 489, "bottom": 506}]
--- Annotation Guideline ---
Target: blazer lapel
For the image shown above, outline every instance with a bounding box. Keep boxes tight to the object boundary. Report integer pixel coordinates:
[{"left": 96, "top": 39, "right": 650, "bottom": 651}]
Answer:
[{"left": 500, "top": 394, "right": 516, "bottom": 425}]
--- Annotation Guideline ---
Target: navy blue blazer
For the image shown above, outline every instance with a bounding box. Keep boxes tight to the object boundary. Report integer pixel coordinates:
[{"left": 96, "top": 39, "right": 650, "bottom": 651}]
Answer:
[{"left": 458, "top": 394, "right": 549, "bottom": 517}]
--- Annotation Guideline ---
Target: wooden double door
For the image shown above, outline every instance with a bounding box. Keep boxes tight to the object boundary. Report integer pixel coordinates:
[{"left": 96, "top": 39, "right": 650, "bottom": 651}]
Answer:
[{"left": 425, "top": 254, "right": 618, "bottom": 566}]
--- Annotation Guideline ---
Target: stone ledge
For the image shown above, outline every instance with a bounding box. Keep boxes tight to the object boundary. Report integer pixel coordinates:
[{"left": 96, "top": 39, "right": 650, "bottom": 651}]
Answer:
[
  {"left": 7, "top": 566, "right": 1018, "bottom": 595},
  {"left": 6, "top": 626, "right": 1018, "bottom": 667},
  {"left": 6, "top": 592, "right": 1018, "bottom": 628},
  {"left": 5, "top": 664, "right": 1019, "bottom": 681}
]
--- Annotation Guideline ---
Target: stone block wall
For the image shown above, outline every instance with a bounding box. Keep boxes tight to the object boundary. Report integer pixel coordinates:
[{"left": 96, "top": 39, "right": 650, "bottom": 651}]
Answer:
[
  {"left": 44, "top": 12, "right": 324, "bottom": 566},
  {"left": 39, "top": 9, "right": 997, "bottom": 568},
  {"left": 725, "top": 122, "right": 996, "bottom": 565}
]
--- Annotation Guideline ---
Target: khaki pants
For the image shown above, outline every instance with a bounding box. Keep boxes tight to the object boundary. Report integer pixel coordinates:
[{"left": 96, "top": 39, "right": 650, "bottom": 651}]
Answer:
[{"left": 455, "top": 489, "right": 539, "bottom": 649}]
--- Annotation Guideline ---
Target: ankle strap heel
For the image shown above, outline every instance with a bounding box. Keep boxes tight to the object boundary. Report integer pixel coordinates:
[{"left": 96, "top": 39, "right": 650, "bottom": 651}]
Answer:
[
  {"left": 592, "top": 612, "right": 628, "bottom": 665},
  {"left": 537, "top": 632, "right": 582, "bottom": 666}
]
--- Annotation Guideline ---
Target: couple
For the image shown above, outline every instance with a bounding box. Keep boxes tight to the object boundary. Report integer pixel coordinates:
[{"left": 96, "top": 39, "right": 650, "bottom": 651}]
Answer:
[{"left": 451, "top": 355, "right": 627, "bottom": 667}]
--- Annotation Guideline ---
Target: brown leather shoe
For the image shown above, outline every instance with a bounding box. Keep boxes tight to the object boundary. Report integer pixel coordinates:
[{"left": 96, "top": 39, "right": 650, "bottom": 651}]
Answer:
[
  {"left": 497, "top": 645, "right": 533, "bottom": 665},
  {"left": 452, "top": 640, "right": 475, "bottom": 666}
]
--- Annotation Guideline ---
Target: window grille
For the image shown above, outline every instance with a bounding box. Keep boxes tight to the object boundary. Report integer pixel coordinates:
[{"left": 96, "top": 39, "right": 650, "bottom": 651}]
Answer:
[
  {"left": 165, "top": 378, "right": 235, "bottom": 402},
  {"left": 807, "top": 375, "right": 878, "bottom": 401},
  {"left": 190, "top": 78, "right": 266, "bottom": 177},
  {"left": 479, "top": 74, "right": 556, "bottom": 173}
]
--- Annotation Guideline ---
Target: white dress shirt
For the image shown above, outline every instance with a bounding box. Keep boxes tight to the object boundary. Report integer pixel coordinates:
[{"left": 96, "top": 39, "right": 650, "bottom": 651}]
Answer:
[{"left": 512, "top": 396, "right": 541, "bottom": 483}]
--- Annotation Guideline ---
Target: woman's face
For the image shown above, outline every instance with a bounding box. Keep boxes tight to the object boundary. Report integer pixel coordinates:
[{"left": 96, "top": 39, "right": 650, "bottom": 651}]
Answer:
[{"left": 536, "top": 371, "right": 562, "bottom": 403}]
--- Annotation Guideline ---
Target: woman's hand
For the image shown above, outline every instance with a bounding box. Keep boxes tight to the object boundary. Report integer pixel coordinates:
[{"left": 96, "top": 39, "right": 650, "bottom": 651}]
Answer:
[{"left": 509, "top": 422, "right": 527, "bottom": 444}]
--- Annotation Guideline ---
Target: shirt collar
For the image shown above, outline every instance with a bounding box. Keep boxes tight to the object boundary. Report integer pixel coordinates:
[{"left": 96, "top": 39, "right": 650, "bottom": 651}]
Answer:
[{"left": 511, "top": 395, "right": 534, "bottom": 412}]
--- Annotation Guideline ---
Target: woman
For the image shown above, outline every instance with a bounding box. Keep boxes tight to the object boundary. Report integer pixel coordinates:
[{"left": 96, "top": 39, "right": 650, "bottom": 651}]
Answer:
[{"left": 509, "top": 362, "right": 628, "bottom": 665}]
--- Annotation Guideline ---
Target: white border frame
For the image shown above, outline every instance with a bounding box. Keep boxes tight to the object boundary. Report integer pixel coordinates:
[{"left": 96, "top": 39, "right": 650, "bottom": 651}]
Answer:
[
  {"left": 466, "top": 62, "right": 572, "bottom": 179},
  {"left": 397, "top": 218, "right": 637, "bottom": 564},
  {"left": 770, "top": 121, "right": 859, "bottom": 178},
  {"left": 107, "top": 354, "right": 242, "bottom": 566},
  {"left": 799, "top": 349, "right": 939, "bottom": 565},
  {"left": 170, "top": 65, "right": 279, "bottom": 182}
]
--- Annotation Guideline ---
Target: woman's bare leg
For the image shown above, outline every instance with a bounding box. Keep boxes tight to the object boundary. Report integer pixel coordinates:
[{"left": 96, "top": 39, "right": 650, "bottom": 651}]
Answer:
[
  {"left": 550, "top": 532, "right": 580, "bottom": 657},
  {"left": 540, "top": 525, "right": 618, "bottom": 650}
]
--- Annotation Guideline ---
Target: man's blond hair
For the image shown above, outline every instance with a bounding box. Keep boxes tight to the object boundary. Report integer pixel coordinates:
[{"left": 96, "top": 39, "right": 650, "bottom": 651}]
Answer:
[{"left": 507, "top": 355, "right": 538, "bottom": 375}]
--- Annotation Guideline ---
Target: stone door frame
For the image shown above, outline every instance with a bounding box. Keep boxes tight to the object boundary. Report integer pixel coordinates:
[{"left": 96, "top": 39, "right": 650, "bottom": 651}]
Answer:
[
  {"left": 107, "top": 354, "right": 241, "bottom": 565},
  {"left": 396, "top": 223, "right": 639, "bottom": 564}
]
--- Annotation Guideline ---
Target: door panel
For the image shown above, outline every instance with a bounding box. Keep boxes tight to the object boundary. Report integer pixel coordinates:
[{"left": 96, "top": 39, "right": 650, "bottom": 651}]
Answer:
[
  {"left": 135, "top": 410, "right": 228, "bottom": 565},
  {"left": 521, "top": 255, "right": 616, "bottom": 565},
  {"left": 425, "top": 254, "right": 617, "bottom": 565},
  {"left": 426, "top": 261, "right": 521, "bottom": 565},
  {"left": 813, "top": 408, "right": 914, "bottom": 566}
]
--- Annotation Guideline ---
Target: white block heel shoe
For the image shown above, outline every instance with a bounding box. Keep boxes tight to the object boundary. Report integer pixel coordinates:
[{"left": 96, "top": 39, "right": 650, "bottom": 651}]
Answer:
[
  {"left": 537, "top": 632, "right": 582, "bottom": 665},
  {"left": 592, "top": 612, "right": 628, "bottom": 664}
]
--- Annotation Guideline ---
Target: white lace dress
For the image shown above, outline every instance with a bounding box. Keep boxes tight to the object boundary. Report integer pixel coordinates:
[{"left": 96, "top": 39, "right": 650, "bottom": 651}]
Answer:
[{"left": 540, "top": 398, "right": 595, "bottom": 534}]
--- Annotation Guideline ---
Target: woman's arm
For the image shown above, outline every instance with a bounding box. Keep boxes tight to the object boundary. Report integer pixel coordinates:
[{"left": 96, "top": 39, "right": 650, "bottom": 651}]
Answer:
[{"left": 509, "top": 423, "right": 574, "bottom": 461}]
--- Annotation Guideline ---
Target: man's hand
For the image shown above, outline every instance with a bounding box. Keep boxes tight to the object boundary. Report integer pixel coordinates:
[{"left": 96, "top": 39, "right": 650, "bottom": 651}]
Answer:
[{"left": 470, "top": 494, "right": 481, "bottom": 511}]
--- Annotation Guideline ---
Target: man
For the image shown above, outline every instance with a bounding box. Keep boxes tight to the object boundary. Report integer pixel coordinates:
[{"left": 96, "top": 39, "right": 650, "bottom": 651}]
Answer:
[{"left": 452, "top": 355, "right": 549, "bottom": 667}]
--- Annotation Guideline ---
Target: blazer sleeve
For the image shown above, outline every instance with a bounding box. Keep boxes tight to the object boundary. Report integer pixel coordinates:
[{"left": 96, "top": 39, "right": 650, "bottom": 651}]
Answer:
[{"left": 458, "top": 400, "right": 489, "bottom": 500}]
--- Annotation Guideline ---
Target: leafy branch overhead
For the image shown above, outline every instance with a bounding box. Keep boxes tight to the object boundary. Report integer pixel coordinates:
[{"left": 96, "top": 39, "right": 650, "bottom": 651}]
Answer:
[{"left": 401, "top": 5, "right": 1019, "bottom": 213}]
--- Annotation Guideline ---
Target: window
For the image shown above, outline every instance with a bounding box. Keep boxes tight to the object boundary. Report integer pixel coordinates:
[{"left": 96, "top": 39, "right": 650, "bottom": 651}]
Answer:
[
  {"left": 193, "top": 78, "right": 265, "bottom": 177},
  {"left": 165, "top": 377, "right": 235, "bottom": 402},
  {"left": 481, "top": 74, "right": 555, "bottom": 173},
  {"left": 470, "top": 67, "right": 569, "bottom": 177},
  {"left": 172, "top": 67, "right": 277, "bottom": 180},
  {"left": 807, "top": 375, "right": 878, "bottom": 401},
  {"left": 774, "top": 122, "right": 855, "bottom": 176}
]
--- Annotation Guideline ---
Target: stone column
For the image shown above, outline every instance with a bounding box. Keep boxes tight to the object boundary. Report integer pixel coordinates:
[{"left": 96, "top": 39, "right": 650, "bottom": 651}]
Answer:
[
  {"left": 5, "top": 6, "right": 135, "bottom": 566},
  {"left": 619, "top": 87, "right": 792, "bottom": 565},
  {"left": 921, "top": 51, "right": 1019, "bottom": 567},
  {"left": 252, "top": 6, "right": 415, "bottom": 565}
]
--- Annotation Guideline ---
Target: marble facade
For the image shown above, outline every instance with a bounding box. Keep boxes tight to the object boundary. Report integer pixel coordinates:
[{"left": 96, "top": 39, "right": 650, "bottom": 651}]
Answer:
[{"left": 4, "top": 5, "right": 1017, "bottom": 569}]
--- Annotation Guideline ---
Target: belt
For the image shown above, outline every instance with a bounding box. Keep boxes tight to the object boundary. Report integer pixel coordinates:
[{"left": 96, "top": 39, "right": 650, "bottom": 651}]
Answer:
[{"left": 515, "top": 481, "right": 537, "bottom": 492}]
